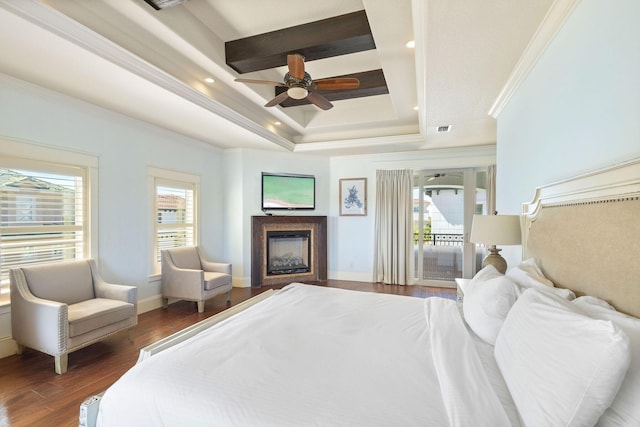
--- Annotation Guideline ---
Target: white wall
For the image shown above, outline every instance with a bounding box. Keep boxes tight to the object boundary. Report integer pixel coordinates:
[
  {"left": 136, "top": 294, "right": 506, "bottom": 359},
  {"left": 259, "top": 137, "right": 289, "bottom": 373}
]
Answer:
[
  {"left": 330, "top": 146, "right": 496, "bottom": 282},
  {"left": 222, "top": 145, "right": 496, "bottom": 286},
  {"left": 223, "top": 148, "right": 331, "bottom": 287},
  {"left": 0, "top": 74, "right": 230, "bottom": 356},
  {"left": 0, "top": 75, "right": 230, "bottom": 297},
  {"left": 495, "top": 0, "right": 640, "bottom": 267}
]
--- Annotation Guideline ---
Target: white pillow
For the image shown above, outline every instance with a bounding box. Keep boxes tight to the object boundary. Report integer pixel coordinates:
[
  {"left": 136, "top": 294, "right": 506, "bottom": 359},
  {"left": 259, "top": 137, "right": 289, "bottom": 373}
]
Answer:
[
  {"left": 495, "top": 289, "right": 631, "bottom": 427},
  {"left": 506, "top": 258, "right": 576, "bottom": 300},
  {"left": 470, "top": 264, "right": 503, "bottom": 286},
  {"left": 573, "top": 295, "right": 615, "bottom": 311},
  {"left": 506, "top": 258, "right": 553, "bottom": 287},
  {"left": 572, "top": 298, "right": 640, "bottom": 427},
  {"left": 463, "top": 275, "right": 521, "bottom": 345}
]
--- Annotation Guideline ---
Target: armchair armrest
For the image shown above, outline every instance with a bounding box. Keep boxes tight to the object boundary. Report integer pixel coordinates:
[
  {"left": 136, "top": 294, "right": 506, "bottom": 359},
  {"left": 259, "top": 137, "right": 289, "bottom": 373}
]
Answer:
[
  {"left": 163, "top": 265, "right": 204, "bottom": 284},
  {"left": 94, "top": 281, "right": 137, "bottom": 304},
  {"left": 88, "top": 260, "right": 137, "bottom": 304},
  {"left": 200, "top": 259, "right": 232, "bottom": 275},
  {"left": 10, "top": 269, "right": 68, "bottom": 355}
]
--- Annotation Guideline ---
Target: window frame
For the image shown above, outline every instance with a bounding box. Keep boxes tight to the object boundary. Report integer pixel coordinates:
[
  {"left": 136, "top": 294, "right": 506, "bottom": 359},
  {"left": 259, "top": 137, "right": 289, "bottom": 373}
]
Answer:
[
  {"left": 411, "top": 167, "right": 491, "bottom": 285},
  {"left": 148, "top": 167, "right": 200, "bottom": 276},
  {"left": 0, "top": 138, "right": 98, "bottom": 300}
]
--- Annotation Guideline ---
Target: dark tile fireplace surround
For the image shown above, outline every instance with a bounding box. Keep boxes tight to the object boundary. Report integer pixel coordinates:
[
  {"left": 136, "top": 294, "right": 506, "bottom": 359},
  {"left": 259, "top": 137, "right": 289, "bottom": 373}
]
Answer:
[{"left": 251, "top": 215, "right": 327, "bottom": 287}]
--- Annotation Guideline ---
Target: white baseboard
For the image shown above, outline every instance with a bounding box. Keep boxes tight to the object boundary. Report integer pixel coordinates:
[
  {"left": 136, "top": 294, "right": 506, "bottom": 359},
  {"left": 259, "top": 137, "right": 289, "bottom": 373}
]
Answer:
[
  {"left": 137, "top": 295, "right": 164, "bottom": 314},
  {"left": 329, "top": 271, "right": 375, "bottom": 282},
  {"left": 0, "top": 336, "right": 18, "bottom": 359},
  {"left": 232, "top": 276, "right": 251, "bottom": 288}
]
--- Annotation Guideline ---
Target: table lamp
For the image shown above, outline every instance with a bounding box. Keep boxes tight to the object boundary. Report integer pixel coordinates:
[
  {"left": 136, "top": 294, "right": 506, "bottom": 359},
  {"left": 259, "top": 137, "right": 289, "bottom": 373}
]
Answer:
[{"left": 469, "top": 214, "right": 521, "bottom": 274}]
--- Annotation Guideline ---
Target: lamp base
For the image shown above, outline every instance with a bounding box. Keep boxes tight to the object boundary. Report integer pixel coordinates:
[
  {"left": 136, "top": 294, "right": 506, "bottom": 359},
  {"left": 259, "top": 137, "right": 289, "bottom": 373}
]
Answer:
[{"left": 481, "top": 245, "right": 507, "bottom": 274}]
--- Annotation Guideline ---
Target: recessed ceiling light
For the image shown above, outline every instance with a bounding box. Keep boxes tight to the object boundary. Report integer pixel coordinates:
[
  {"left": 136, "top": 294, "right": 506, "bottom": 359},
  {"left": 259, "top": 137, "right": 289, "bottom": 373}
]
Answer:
[
  {"left": 413, "top": 106, "right": 419, "bottom": 111},
  {"left": 406, "top": 40, "right": 415, "bottom": 48},
  {"left": 274, "top": 121, "right": 281, "bottom": 126},
  {"left": 204, "top": 77, "right": 215, "bottom": 84}
]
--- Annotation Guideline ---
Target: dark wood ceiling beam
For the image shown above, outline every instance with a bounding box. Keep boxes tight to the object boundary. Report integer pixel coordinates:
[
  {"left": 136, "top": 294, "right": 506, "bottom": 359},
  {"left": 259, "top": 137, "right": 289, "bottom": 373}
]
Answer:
[
  {"left": 275, "top": 69, "right": 387, "bottom": 107},
  {"left": 225, "top": 10, "right": 375, "bottom": 74}
]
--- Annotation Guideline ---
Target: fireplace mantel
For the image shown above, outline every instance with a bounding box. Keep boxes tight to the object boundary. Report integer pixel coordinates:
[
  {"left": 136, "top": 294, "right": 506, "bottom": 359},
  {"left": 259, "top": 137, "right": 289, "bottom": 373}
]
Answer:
[{"left": 251, "top": 216, "right": 327, "bottom": 287}]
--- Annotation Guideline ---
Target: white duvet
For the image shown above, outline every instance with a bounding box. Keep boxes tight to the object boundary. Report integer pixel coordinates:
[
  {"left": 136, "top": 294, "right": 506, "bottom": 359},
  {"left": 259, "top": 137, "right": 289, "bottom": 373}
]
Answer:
[{"left": 97, "top": 283, "right": 517, "bottom": 427}]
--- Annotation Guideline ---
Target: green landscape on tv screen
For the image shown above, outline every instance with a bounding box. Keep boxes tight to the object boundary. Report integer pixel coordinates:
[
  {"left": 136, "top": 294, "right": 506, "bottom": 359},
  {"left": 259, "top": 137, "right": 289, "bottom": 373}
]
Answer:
[{"left": 262, "top": 174, "right": 315, "bottom": 209}]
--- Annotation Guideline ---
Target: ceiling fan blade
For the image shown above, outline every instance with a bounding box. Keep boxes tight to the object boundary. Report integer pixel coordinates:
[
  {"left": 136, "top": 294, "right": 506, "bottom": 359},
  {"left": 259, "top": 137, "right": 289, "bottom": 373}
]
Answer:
[
  {"left": 287, "top": 54, "right": 305, "bottom": 80},
  {"left": 314, "top": 78, "right": 360, "bottom": 90},
  {"left": 264, "top": 91, "right": 290, "bottom": 107},
  {"left": 306, "top": 91, "right": 333, "bottom": 110},
  {"left": 235, "top": 78, "right": 284, "bottom": 86}
]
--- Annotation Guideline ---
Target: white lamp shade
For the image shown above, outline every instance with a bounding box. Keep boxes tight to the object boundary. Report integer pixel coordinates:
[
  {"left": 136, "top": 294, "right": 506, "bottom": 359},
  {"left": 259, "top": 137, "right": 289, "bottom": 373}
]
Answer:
[{"left": 470, "top": 214, "right": 521, "bottom": 246}]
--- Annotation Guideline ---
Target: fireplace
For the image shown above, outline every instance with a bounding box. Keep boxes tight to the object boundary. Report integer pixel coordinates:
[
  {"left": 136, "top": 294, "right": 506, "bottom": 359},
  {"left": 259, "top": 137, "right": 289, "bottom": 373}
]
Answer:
[
  {"left": 252, "top": 216, "right": 327, "bottom": 287},
  {"left": 267, "top": 230, "right": 311, "bottom": 276}
]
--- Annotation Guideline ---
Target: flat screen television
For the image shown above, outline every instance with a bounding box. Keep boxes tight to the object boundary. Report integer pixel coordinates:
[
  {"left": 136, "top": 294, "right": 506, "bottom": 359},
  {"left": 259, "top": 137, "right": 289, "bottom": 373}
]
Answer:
[{"left": 261, "top": 172, "right": 315, "bottom": 211}]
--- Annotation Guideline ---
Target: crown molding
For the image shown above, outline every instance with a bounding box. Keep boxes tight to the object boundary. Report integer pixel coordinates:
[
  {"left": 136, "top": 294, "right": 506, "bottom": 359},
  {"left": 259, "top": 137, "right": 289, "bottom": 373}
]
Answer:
[
  {"left": 411, "top": 0, "right": 428, "bottom": 137},
  {"left": 293, "top": 132, "right": 425, "bottom": 153},
  {"left": 0, "top": 0, "right": 295, "bottom": 152},
  {"left": 488, "top": 0, "right": 581, "bottom": 118}
]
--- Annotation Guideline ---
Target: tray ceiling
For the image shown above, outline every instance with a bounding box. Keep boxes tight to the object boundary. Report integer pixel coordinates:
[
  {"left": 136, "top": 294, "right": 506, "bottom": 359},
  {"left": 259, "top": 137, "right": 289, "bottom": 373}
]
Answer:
[{"left": 0, "top": 0, "right": 554, "bottom": 155}]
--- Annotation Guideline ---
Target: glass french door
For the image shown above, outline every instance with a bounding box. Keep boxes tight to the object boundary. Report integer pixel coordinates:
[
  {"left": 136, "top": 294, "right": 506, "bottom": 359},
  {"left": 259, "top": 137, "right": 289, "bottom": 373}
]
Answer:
[{"left": 412, "top": 168, "right": 489, "bottom": 286}]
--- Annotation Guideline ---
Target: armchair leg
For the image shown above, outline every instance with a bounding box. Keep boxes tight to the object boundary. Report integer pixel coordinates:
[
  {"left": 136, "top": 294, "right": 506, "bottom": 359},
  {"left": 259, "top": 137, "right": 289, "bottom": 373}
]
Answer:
[
  {"left": 162, "top": 298, "right": 169, "bottom": 309},
  {"left": 197, "top": 300, "right": 205, "bottom": 313},
  {"left": 55, "top": 353, "right": 68, "bottom": 375},
  {"left": 226, "top": 290, "right": 231, "bottom": 304},
  {"left": 16, "top": 344, "right": 24, "bottom": 355}
]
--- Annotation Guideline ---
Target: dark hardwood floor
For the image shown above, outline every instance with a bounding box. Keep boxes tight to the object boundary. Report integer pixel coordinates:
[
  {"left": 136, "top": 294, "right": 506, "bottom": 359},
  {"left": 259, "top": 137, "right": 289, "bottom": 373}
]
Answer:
[{"left": 0, "top": 280, "right": 455, "bottom": 427}]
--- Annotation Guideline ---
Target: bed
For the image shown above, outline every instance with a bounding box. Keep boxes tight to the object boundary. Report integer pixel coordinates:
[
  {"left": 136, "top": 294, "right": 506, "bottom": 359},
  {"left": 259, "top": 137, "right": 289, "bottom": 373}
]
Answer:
[{"left": 82, "top": 159, "right": 640, "bottom": 427}]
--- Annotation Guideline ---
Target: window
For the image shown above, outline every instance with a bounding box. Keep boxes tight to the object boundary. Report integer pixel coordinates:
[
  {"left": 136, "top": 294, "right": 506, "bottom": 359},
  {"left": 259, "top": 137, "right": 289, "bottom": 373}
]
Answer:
[
  {"left": 0, "top": 164, "right": 88, "bottom": 295},
  {"left": 150, "top": 168, "right": 199, "bottom": 274}
]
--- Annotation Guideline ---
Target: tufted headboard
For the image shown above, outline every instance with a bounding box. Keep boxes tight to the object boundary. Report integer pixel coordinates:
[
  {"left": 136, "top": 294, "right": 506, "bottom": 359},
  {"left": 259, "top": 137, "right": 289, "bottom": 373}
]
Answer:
[{"left": 522, "top": 158, "right": 640, "bottom": 318}]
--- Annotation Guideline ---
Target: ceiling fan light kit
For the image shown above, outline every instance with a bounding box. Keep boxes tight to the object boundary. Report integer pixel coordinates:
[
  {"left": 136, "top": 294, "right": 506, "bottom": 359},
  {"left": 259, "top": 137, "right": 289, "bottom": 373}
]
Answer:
[{"left": 287, "top": 87, "right": 308, "bottom": 100}]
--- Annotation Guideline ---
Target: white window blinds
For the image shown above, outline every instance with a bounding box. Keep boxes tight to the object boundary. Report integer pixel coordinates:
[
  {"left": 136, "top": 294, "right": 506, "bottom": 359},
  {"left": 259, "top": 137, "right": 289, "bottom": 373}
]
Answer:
[
  {"left": 154, "top": 178, "right": 196, "bottom": 264},
  {"left": 0, "top": 166, "right": 86, "bottom": 293}
]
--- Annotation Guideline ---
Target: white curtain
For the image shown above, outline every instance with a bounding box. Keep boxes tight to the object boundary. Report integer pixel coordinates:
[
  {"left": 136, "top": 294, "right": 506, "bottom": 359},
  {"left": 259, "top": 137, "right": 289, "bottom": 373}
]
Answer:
[
  {"left": 373, "top": 169, "right": 413, "bottom": 285},
  {"left": 487, "top": 164, "right": 496, "bottom": 215}
]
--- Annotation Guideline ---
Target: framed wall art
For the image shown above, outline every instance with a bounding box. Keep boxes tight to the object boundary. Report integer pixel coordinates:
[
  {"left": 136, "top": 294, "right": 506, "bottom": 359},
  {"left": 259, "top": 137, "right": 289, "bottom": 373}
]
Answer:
[{"left": 339, "top": 178, "right": 367, "bottom": 216}]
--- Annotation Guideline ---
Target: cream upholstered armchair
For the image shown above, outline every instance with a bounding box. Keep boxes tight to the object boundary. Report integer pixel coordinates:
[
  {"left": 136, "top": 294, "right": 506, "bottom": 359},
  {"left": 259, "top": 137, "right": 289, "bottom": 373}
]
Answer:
[
  {"left": 161, "top": 246, "right": 232, "bottom": 313},
  {"left": 10, "top": 259, "right": 137, "bottom": 374}
]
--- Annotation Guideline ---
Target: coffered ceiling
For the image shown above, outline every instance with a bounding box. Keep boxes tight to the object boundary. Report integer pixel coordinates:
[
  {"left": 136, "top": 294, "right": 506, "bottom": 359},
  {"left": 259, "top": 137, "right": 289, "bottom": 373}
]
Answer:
[{"left": 0, "top": 0, "right": 553, "bottom": 155}]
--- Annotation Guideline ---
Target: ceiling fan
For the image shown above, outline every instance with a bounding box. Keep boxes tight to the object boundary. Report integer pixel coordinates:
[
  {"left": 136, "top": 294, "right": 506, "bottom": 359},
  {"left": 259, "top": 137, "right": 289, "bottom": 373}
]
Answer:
[
  {"left": 427, "top": 173, "right": 446, "bottom": 181},
  {"left": 234, "top": 53, "right": 360, "bottom": 110}
]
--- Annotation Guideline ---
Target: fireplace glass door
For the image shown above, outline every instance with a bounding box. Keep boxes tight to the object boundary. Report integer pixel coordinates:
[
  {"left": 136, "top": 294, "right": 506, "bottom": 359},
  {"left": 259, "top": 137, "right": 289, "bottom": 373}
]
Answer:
[{"left": 266, "top": 230, "right": 311, "bottom": 276}]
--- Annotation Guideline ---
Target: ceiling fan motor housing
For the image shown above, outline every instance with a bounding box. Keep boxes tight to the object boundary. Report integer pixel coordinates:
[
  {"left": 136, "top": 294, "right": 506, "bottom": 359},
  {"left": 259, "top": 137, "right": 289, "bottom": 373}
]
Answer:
[{"left": 284, "top": 72, "right": 313, "bottom": 88}]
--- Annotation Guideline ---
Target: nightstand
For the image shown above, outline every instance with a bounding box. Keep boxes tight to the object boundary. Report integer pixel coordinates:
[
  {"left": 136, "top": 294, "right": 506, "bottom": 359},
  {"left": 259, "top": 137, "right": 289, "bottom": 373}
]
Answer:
[{"left": 454, "top": 278, "right": 471, "bottom": 304}]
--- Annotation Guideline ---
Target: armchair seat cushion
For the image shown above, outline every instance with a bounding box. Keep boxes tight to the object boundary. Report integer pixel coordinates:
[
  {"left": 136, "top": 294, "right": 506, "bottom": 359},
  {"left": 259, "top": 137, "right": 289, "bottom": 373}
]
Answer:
[
  {"left": 203, "top": 272, "right": 232, "bottom": 291},
  {"left": 68, "top": 298, "right": 135, "bottom": 338}
]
